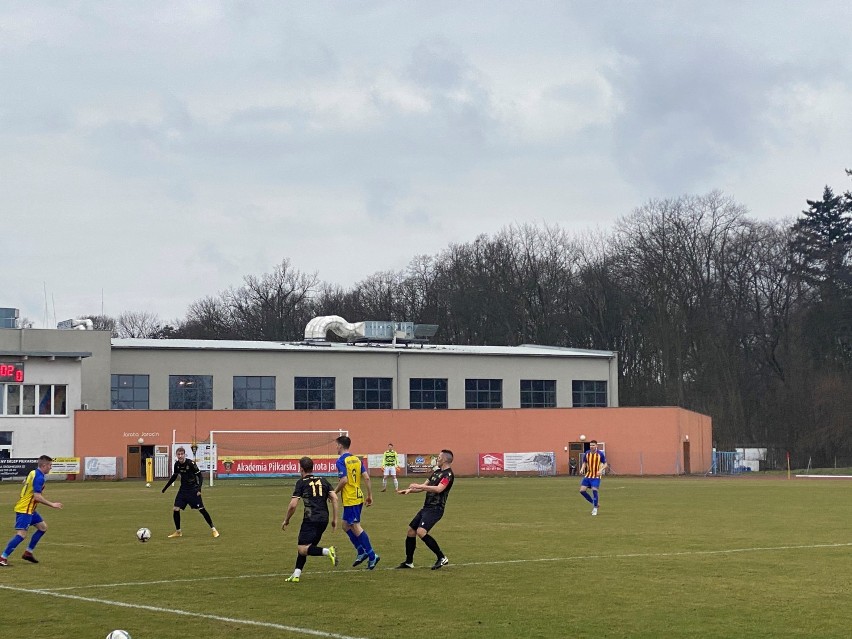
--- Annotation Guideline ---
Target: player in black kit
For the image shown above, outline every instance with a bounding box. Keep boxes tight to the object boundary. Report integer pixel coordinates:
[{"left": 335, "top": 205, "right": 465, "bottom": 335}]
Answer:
[
  {"left": 395, "top": 449, "right": 455, "bottom": 570},
  {"left": 162, "top": 447, "right": 219, "bottom": 538},
  {"left": 281, "top": 456, "right": 339, "bottom": 583}
]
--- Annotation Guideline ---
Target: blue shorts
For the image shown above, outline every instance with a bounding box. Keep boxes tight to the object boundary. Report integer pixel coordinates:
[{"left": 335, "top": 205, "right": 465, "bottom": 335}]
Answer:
[
  {"left": 342, "top": 504, "right": 363, "bottom": 524},
  {"left": 15, "top": 511, "right": 44, "bottom": 530},
  {"left": 580, "top": 477, "right": 601, "bottom": 489}
]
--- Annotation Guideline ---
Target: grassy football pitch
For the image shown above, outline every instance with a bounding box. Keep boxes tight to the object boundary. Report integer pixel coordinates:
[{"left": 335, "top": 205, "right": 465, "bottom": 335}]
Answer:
[{"left": 1, "top": 475, "right": 851, "bottom": 638}]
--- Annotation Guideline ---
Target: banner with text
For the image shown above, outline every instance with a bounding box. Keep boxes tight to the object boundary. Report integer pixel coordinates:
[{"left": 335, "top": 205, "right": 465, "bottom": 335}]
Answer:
[
  {"left": 0, "top": 458, "right": 38, "bottom": 479},
  {"left": 407, "top": 453, "right": 438, "bottom": 475},
  {"left": 216, "top": 455, "right": 348, "bottom": 478},
  {"left": 479, "top": 452, "right": 555, "bottom": 473},
  {"left": 50, "top": 457, "right": 81, "bottom": 474}
]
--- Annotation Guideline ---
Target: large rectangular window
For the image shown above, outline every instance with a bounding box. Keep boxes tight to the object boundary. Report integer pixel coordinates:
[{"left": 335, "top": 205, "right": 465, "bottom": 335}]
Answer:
[
  {"left": 353, "top": 377, "right": 392, "bottom": 410},
  {"left": 465, "top": 378, "right": 503, "bottom": 409},
  {"left": 0, "top": 384, "right": 67, "bottom": 416},
  {"left": 409, "top": 378, "right": 448, "bottom": 409},
  {"left": 572, "top": 380, "right": 607, "bottom": 407},
  {"left": 233, "top": 376, "right": 276, "bottom": 410},
  {"left": 294, "top": 377, "right": 336, "bottom": 410},
  {"left": 169, "top": 375, "right": 213, "bottom": 410},
  {"left": 520, "top": 379, "right": 556, "bottom": 408},
  {"left": 111, "top": 374, "right": 150, "bottom": 409}
]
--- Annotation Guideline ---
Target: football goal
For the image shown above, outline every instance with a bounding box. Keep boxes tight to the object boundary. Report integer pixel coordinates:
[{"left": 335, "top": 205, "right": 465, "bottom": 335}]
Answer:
[{"left": 207, "top": 429, "right": 347, "bottom": 485}]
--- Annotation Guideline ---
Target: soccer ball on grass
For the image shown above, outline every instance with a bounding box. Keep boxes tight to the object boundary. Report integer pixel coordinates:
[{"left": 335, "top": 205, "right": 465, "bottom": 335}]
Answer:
[
  {"left": 136, "top": 527, "right": 151, "bottom": 542},
  {"left": 106, "top": 631, "right": 132, "bottom": 639}
]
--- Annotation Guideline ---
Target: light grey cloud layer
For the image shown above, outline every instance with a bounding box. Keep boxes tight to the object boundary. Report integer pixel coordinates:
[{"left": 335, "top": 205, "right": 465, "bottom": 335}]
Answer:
[{"left": 3, "top": 1, "right": 851, "bottom": 325}]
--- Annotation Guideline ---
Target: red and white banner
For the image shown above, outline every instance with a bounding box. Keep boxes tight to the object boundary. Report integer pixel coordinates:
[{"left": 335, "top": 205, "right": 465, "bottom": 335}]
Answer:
[
  {"left": 479, "top": 452, "right": 505, "bottom": 472},
  {"left": 479, "top": 452, "right": 555, "bottom": 472}
]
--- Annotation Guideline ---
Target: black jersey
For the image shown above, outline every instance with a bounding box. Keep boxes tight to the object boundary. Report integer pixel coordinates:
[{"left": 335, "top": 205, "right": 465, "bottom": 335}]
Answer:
[
  {"left": 171, "top": 459, "right": 202, "bottom": 491},
  {"left": 423, "top": 467, "right": 454, "bottom": 510},
  {"left": 292, "top": 474, "right": 334, "bottom": 523}
]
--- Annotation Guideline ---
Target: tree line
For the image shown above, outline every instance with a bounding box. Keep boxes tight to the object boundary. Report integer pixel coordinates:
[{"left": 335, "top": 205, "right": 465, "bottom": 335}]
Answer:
[{"left": 85, "top": 175, "right": 852, "bottom": 464}]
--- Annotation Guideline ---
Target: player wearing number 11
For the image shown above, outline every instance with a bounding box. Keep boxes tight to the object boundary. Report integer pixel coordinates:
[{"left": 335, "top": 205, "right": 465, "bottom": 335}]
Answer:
[{"left": 281, "top": 456, "right": 339, "bottom": 583}]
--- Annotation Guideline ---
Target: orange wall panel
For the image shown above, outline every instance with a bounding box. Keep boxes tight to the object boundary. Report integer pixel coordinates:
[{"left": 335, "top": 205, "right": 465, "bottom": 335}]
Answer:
[{"left": 74, "top": 407, "right": 711, "bottom": 476}]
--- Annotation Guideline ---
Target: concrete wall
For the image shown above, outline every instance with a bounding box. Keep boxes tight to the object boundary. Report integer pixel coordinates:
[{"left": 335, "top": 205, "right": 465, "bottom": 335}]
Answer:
[{"left": 74, "top": 406, "right": 711, "bottom": 476}]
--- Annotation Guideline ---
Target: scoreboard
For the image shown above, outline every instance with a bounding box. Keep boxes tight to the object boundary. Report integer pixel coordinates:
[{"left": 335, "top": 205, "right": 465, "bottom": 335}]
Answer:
[{"left": 0, "top": 362, "right": 24, "bottom": 383}]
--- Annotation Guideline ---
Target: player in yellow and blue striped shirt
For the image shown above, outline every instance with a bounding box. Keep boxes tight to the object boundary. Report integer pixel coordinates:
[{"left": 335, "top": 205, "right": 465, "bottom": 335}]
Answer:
[
  {"left": 1, "top": 455, "right": 64, "bottom": 566},
  {"left": 579, "top": 441, "right": 607, "bottom": 516},
  {"left": 334, "top": 435, "right": 379, "bottom": 569}
]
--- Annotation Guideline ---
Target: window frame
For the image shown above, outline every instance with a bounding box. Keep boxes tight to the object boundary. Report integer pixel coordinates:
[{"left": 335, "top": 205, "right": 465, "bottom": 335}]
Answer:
[
  {"left": 464, "top": 378, "right": 503, "bottom": 409},
  {"left": 572, "top": 380, "right": 608, "bottom": 407},
  {"left": 520, "top": 379, "right": 557, "bottom": 408},
  {"left": 353, "top": 377, "right": 393, "bottom": 410}
]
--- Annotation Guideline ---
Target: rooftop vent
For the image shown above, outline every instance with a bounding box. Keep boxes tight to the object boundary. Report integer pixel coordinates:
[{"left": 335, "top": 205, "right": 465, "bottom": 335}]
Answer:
[{"left": 304, "top": 316, "right": 438, "bottom": 344}]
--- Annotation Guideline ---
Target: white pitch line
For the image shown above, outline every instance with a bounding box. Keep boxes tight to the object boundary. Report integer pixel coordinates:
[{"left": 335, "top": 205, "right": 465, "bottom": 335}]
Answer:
[
  {"left": 41, "top": 541, "right": 852, "bottom": 592},
  {"left": 0, "top": 584, "right": 369, "bottom": 639}
]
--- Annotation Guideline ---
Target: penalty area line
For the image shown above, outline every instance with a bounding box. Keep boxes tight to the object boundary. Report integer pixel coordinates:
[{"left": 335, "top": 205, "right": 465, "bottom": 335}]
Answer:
[{"left": 0, "top": 584, "right": 369, "bottom": 639}]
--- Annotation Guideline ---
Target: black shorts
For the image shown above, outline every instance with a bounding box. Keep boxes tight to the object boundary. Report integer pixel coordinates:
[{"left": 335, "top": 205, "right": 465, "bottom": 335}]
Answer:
[
  {"left": 174, "top": 490, "right": 204, "bottom": 510},
  {"left": 408, "top": 507, "right": 443, "bottom": 532},
  {"left": 297, "top": 520, "right": 328, "bottom": 546}
]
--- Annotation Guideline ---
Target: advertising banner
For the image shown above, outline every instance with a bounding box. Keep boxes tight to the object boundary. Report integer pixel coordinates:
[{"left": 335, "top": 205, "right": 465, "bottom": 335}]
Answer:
[
  {"left": 504, "top": 452, "right": 555, "bottom": 472},
  {"left": 479, "top": 452, "right": 505, "bottom": 472},
  {"left": 84, "top": 457, "right": 118, "bottom": 476},
  {"left": 216, "top": 455, "right": 343, "bottom": 478},
  {"left": 50, "top": 457, "right": 81, "bottom": 474},
  {"left": 0, "top": 458, "right": 38, "bottom": 479},
  {"left": 173, "top": 444, "right": 216, "bottom": 472},
  {"left": 407, "top": 453, "right": 438, "bottom": 475},
  {"left": 478, "top": 452, "right": 556, "bottom": 473}
]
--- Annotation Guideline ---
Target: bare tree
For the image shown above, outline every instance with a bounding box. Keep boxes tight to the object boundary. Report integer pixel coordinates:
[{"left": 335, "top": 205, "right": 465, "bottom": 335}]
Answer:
[{"left": 116, "top": 311, "right": 163, "bottom": 338}]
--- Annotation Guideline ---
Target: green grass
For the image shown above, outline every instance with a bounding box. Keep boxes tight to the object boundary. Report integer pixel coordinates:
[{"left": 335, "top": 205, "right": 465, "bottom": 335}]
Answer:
[{"left": 1, "top": 475, "right": 851, "bottom": 638}]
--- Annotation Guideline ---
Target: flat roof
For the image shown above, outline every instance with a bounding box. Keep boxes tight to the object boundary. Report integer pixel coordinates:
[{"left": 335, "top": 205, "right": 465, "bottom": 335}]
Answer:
[
  {"left": 0, "top": 350, "right": 92, "bottom": 359},
  {"left": 111, "top": 338, "right": 615, "bottom": 359}
]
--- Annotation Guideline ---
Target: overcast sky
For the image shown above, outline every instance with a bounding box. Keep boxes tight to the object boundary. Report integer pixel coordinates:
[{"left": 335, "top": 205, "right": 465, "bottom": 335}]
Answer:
[{"left": 4, "top": 1, "right": 851, "bottom": 327}]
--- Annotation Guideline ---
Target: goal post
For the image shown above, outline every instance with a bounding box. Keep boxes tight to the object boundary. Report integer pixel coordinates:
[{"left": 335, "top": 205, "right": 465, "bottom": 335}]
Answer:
[{"left": 207, "top": 429, "right": 347, "bottom": 486}]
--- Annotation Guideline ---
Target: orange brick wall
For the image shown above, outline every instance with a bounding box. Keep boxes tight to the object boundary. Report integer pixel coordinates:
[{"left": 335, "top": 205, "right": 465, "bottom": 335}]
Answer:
[{"left": 74, "top": 406, "right": 711, "bottom": 476}]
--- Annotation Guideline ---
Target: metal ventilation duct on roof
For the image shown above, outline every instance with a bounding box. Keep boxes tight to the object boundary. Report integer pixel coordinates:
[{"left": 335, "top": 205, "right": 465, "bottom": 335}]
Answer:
[{"left": 304, "top": 316, "right": 439, "bottom": 343}]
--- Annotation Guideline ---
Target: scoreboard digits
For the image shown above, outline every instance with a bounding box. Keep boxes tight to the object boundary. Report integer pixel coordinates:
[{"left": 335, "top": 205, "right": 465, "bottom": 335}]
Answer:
[{"left": 0, "top": 362, "right": 24, "bottom": 383}]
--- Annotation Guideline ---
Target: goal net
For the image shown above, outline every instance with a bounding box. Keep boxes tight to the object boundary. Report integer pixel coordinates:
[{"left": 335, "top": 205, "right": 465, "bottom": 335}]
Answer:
[{"left": 208, "top": 430, "right": 347, "bottom": 485}]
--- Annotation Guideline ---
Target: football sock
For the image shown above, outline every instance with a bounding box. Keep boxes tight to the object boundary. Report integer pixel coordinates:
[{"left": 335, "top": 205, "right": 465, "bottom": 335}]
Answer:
[
  {"left": 307, "top": 545, "right": 323, "bottom": 556},
  {"left": 580, "top": 491, "right": 594, "bottom": 504},
  {"left": 346, "top": 529, "right": 362, "bottom": 552},
  {"left": 295, "top": 554, "right": 307, "bottom": 570},
  {"left": 27, "top": 529, "right": 45, "bottom": 551},
  {"left": 4, "top": 535, "right": 24, "bottom": 557},
  {"left": 393, "top": 478, "right": 399, "bottom": 490},
  {"left": 382, "top": 478, "right": 387, "bottom": 489},
  {"left": 405, "top": 536, "right": 416, "bottom": 563},
  {"left": 173, "top": 511, "right": 181, "bottom": 530},
  {"left": 292, "top": 568, "right": 302, "bottom": 578},
  {"left": 592, "top": 490, "right": 599, "bottom": 507},
  {"left": 421, "top": 534, "right": 442, "bottom": 559},
  {"left": 357, "top": 531, "right": 376, "bottom": 559},
  {"left": 199, "top": 508, "right": 214, "bottom": 527}
]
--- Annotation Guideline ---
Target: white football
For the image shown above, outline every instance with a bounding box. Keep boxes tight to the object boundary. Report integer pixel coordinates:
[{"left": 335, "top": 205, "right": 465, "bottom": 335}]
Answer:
[
  {"left": 106, "top": 631, "right": 132, "bottom": 639},
  {"left": 136, "top": 527, "right": 151, "bottom": 542}
]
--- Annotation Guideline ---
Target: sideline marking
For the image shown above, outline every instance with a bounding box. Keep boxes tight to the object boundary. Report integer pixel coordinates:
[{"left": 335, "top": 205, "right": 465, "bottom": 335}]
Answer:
[
  {"left": 41, "top": 540, "right": 852, "bottom": 591},
  {"left": 0, "top": 584, "right": 369, "bottom": 639}
]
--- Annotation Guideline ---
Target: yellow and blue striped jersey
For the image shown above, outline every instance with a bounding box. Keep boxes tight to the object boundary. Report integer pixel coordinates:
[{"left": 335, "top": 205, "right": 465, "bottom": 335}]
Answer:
[
  {"left": 583, "top": 450, "right": 606, "bottom": 479},
  {"left": 336, "top": 452, "right": 365, "bottom": 506},
  {"left": 14, "top": 468, "right": 46, "bottom": 514}
]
